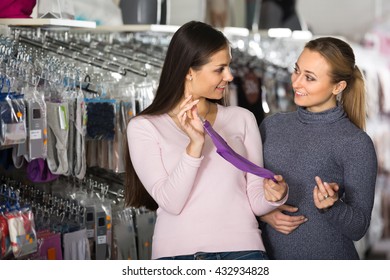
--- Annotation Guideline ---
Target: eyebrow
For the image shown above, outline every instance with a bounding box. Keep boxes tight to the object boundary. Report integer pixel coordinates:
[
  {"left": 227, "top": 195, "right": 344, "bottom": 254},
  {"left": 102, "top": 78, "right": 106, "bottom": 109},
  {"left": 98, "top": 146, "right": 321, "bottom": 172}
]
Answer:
[
  {"left": 215, "top": 57, "right": 232, "bottom": 67},
  {"left": 295, "top": 63, "right": 318, "bottom": 78}
]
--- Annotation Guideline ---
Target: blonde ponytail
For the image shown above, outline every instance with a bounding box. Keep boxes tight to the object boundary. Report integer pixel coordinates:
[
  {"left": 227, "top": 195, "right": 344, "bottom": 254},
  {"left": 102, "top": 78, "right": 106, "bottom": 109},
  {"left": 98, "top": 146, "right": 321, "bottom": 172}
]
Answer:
[{"left": 341, "top": 66, "right": 366, "bottom": 130}]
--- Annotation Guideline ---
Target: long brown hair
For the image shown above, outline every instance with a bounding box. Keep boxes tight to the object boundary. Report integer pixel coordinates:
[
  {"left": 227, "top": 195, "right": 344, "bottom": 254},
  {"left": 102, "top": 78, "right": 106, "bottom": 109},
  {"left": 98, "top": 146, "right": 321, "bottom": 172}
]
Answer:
[
  {"left": 305, "top": 37, "right": 366, "bottom": 130},
  {"left": 124, "top": 21, "right": 230, "bottom": 210}
]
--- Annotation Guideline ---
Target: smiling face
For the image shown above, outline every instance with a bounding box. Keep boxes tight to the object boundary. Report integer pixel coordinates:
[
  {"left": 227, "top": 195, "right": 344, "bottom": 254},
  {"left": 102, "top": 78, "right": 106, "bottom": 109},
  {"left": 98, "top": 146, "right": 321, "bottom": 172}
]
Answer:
[
  {"left": 187, "top": 46, "right": 233, "bottom": 100},
  {"left": 292, "top": 48, "right": 343, "bottom": 112}
]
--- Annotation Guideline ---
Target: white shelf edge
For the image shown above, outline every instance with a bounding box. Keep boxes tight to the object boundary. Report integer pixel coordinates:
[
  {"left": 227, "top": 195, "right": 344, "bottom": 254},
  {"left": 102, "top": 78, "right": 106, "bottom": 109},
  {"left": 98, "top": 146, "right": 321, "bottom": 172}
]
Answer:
[
  {"left": 89, "top": 24, "right": 179, "bottom": 33},
  {"left": 0, "top": 18, "right": 96, "bottom": 28}
]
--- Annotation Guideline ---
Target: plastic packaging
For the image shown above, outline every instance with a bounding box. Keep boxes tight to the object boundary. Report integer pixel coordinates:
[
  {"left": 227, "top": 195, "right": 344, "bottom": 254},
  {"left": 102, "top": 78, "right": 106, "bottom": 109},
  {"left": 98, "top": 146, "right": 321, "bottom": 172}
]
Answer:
[{"left": 0, "top": 96, "right": 27, "bottom": 147}]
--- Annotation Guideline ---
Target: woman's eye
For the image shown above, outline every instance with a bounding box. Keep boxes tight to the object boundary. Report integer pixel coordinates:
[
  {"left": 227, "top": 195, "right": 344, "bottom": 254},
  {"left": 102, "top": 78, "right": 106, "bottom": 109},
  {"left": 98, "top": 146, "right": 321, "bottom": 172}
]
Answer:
[{"left": 306, "top": 76, "right": 315, "bottom": 81}]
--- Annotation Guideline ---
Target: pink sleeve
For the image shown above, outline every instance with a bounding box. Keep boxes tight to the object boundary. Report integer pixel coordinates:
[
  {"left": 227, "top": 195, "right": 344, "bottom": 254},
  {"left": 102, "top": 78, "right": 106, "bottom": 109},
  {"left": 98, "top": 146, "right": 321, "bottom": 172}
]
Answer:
[
  {"left": 127, "top": 117, "right": 203, "bottom": 215},
  {"left": 244, "top": 113, "right": 288, "bottom": 216}
]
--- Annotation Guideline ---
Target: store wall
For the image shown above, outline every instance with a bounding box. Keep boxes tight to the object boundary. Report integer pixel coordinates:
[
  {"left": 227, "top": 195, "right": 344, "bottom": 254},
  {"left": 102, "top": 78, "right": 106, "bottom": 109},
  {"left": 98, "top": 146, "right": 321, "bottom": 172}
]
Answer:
[
  {"left": 29, "top": 0, "right": 390, "bottom": 42},
  {"left": 215, "top": 0, "right": 390, "bottom": 42},
  {"left": 297, "top": 0, "right": 390, "bottom": 41}
]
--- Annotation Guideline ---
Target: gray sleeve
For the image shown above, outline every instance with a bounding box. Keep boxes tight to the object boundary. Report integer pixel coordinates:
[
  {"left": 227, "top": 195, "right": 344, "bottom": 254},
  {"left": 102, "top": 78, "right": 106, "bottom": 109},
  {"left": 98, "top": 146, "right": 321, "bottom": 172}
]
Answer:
[
  {"left": 259, "top": 115, "right": 272, "bottom": 144},
  {"left": 322, "top": 132, "right": 378, "bottom": 241}
]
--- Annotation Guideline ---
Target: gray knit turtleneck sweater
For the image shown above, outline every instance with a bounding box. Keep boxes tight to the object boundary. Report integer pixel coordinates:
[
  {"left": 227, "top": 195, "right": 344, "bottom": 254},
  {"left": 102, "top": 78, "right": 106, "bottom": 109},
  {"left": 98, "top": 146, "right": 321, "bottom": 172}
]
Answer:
[{"left": 259, "top": 106, "right": 378, "bottom": 260}]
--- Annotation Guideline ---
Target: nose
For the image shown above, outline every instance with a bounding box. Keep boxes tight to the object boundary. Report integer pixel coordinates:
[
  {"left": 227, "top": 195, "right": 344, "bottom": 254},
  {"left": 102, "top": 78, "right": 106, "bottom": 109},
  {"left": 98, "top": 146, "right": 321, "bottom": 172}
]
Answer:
[
  {"left": 224, "top": 68, "right": 234, "bottom": 82},
  {"left": 291, "top": 72, "right": 302, "bottom": 88}
]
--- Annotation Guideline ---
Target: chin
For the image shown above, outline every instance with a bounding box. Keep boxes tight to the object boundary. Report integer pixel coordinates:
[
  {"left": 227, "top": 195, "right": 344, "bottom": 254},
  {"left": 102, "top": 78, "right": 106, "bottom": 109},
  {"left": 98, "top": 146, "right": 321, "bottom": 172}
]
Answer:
[
  {"left": 294, "top": 98, "right": 305, "bottom": 107},
  {"left": 210, "top": 92, "right": 223, "bottom": 100}
]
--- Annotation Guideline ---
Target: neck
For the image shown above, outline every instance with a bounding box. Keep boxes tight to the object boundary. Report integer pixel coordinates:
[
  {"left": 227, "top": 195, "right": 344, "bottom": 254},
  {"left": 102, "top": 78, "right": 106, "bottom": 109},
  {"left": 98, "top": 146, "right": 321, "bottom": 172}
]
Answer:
[
  {"left": 200, "top": 101, "right": 211, "bottom": 120},
  {"left": 169, "top": 99, "right": 212, "bottom": 119}
]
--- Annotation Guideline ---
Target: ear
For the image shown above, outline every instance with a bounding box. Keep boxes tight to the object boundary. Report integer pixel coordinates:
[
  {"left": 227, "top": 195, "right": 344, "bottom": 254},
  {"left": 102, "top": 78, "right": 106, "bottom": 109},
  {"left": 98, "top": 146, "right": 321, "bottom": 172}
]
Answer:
[
  {"left": 332, "top": 81, "right": 347, "bottom": 95},
  {"left": 186, "top": 68, "right": 194, "bottom": 81}
]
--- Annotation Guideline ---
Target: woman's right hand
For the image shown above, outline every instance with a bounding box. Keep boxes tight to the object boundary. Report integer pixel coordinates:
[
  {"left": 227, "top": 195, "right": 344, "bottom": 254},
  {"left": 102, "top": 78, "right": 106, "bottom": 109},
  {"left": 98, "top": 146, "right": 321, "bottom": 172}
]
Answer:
[
  {"left": 260, "top": 205, "right": 307, "bottom": 235},
  {"left": 174, "top": 95, "right": 205, "bottom": 157}
]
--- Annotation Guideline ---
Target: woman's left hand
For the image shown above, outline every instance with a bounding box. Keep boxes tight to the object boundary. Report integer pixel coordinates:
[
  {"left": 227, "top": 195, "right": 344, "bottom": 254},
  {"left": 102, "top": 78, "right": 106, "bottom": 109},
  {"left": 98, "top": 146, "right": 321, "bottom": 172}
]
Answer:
[
  {"left": 313, "top": 176, "right": 339, "bottom": 209},
  {"left": 263, "top": 175, "right": 288, "bottom": 202}
]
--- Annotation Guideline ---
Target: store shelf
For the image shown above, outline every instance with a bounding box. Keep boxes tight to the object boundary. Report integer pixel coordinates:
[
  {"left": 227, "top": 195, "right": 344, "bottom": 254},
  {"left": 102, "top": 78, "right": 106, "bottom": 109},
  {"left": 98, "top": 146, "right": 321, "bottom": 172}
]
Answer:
[
  {"left": 89, "top": 24, "right": 179, "bottom": 33},
  {"left": 0, "top": 18, "right": 96, "bottom": 29}
]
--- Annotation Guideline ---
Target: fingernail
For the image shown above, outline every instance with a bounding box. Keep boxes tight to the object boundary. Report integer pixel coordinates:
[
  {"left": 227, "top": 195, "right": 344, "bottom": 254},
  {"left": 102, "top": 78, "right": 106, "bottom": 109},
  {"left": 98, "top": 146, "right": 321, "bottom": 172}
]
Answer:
[{"left": 304, "top": 218, "right": 308, "bottom": 222}]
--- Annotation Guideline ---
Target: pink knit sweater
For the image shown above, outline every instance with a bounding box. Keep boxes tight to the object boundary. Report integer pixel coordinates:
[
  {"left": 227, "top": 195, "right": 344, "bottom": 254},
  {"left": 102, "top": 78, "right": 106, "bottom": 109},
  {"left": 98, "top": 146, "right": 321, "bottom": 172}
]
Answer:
[{"left": 128, "top": 105, "right": 287, "bottom": 259}]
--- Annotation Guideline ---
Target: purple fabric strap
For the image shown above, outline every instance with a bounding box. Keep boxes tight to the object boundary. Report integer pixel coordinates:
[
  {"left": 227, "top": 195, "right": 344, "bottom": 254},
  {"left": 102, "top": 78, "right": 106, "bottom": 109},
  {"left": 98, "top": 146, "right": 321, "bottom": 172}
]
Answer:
[{"left": 203, "top": 120, "right": 276, "bottom": 181}]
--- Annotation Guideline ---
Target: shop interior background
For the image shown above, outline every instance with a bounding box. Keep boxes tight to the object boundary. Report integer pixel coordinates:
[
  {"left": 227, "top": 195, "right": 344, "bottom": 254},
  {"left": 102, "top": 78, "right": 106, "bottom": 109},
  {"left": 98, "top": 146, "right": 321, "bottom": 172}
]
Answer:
[{"left": 0, "top": 0, "right": 389, "bottom": 261}]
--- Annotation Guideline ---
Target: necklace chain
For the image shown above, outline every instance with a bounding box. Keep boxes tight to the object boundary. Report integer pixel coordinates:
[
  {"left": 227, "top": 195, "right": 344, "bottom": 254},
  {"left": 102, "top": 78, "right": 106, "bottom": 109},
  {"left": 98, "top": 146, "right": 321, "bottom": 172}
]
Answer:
[
  {"left": 202, "top": 101, "right": 211, "bottom": 120},
  {"left": 170, "top": 101, "right": 211, "bottom": 120}
]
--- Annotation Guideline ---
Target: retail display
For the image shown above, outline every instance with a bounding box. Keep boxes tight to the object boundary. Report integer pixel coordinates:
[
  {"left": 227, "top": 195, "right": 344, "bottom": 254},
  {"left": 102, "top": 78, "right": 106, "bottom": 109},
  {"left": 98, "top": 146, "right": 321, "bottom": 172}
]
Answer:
[{"left": 0, "top": 14, "right": 389, "bottom": 260}]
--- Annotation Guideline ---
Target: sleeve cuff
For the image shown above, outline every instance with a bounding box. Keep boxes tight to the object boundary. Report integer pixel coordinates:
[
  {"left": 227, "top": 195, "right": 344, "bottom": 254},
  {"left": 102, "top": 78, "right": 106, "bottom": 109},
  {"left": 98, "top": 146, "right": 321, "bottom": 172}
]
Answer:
[
  {"left": 182, "top": 152, "right": 204, "bottom": 167},
  {"left": 268, "top": 183, "right": 289, "bottom": 206}
]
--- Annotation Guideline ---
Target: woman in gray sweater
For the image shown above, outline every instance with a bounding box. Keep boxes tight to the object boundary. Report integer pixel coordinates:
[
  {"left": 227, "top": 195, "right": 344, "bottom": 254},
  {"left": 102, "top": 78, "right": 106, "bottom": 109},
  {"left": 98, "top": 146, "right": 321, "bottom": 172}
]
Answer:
[{"left": 259, "top": 37, "right": 378, "bottom": 259}]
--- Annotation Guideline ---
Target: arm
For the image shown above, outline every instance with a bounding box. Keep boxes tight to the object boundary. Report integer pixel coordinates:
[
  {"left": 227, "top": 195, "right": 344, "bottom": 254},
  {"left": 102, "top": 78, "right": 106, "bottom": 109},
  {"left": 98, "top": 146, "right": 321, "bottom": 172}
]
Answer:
[
  {"left": 320, "top": 132, "right": 378, "bottom": 240},
  {"left": 245, "top": 113, "right": 288, "bottom": 216},
  {"left": 258, "top": 116, "right": 307, "bottom": 233},
  {"left": 260, "top": 204, "right": 307, "bottom": 234},
  {"left": 127, "top": 117, "right": 202, "bottom": 215}
]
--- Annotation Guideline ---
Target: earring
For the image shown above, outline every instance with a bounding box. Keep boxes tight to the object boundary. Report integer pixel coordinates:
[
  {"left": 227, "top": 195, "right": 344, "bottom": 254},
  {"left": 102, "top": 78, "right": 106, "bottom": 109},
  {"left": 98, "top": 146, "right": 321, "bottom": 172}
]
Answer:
[
  {"left": 189, "top": 76, "right": 193, "bottom": 81},
  {"left": 336, "top": 92, "right": 342, "bottom": 103}
]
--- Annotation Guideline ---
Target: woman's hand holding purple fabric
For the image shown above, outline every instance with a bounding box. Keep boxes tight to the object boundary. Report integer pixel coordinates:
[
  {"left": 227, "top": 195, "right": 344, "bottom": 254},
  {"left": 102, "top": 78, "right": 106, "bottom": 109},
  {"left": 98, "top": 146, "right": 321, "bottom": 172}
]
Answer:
[{"left": 263, "top": 175, "right": 288, "bottom": 202}]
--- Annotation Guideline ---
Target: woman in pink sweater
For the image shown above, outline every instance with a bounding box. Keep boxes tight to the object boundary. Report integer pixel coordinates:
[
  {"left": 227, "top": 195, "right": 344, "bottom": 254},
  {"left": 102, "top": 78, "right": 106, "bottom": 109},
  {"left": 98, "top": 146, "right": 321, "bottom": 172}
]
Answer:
[{"left": 125, "top": 21, "right": 288, "bottom": 260}]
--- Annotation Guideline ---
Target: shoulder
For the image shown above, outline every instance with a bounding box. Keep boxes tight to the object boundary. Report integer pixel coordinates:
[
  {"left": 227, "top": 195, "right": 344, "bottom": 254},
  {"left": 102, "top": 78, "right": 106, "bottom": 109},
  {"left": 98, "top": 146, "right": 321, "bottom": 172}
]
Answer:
[
  {"left": 338, "top": 120, "right": 373, "bottom": 144},
  {"left": 219, "top": 105, "right": 258, "bottom": 125},
  {"left": 128, "top": 115, "right": 148, "bottom": 128},
  {"left": 220, "top": 104, "right": 252, "bottom": 116},
  {"left": 336, "top": 121, "right": 377, "bottom": 157},
  {"left": 260, "top": 111, "right": 297, "bottom": 128},
  {"left": 127, "top": 114, "right": 165, "bottom": 134},
  {"left": 345, "top": 127, "right": 375, "bottom": 149}
]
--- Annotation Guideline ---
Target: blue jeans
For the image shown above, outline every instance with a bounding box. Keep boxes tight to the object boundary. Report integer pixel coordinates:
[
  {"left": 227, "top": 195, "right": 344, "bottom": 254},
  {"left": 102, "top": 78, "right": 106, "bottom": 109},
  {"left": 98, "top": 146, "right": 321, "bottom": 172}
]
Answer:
[{"left": 158, "top": 250, "right": 269, "bottom": 260}]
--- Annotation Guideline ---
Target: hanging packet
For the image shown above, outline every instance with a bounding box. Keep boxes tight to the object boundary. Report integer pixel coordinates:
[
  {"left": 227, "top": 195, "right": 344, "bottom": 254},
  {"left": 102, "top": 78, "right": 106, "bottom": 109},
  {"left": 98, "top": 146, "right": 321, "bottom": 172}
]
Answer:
[
  {"left": 113, "top": 208, "right": 138, "bottom": 260},
  {"left": 0, "top": 214, "right": 12, "bottom": 259},
  {"left": 95, "top": 201, "right": 112, "bottom": 260},
  {"left": 135, "top": 209, "right": 156, "bottom": 260},
  {"left": 85, "top": 98, "right": 116, "bottom": 141},
  {"left": 6, "top": 208, "right": 37, "bottom": 258},
  {"left": 25, "top": 87, "right": 48, "bottom": 161},
  {"left": 74, "top": 95, "right": 87, "bottom": 179},
  {"left": 46, "top": 101, "right": 69, "bottom": 175},
  {"left": 0, "top": 95, "right": 27, "bottom": 147},
  {"left": 32, "top": 230, "right": 63, "bottom": 260}
]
